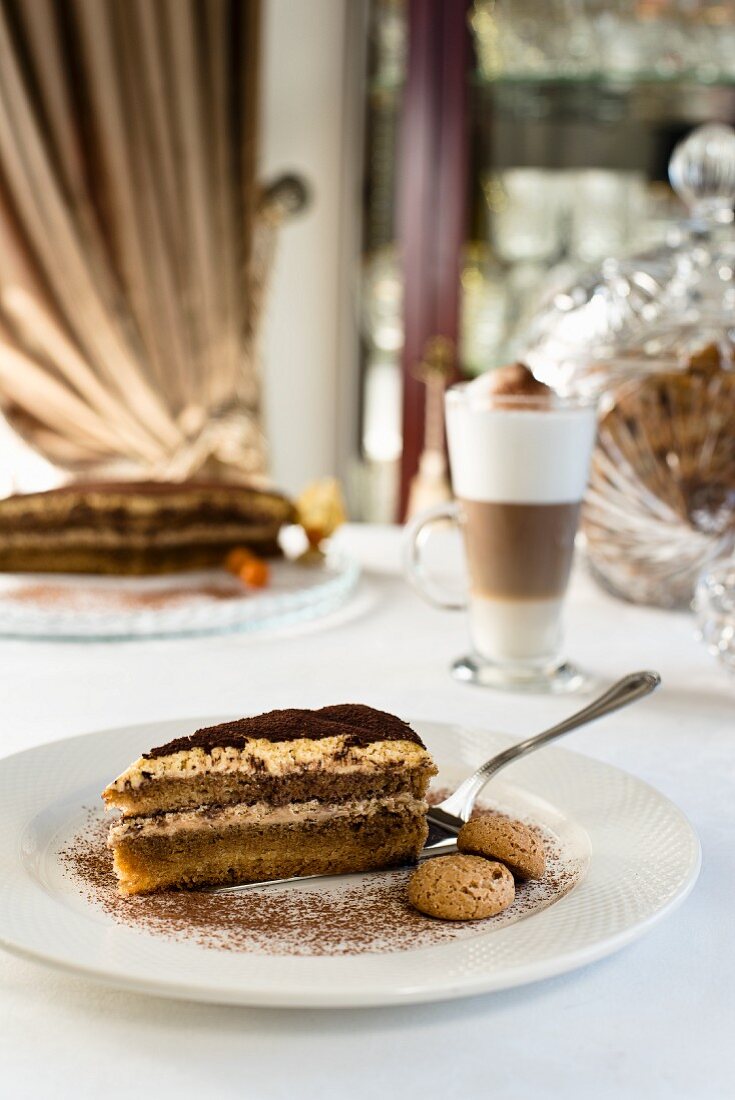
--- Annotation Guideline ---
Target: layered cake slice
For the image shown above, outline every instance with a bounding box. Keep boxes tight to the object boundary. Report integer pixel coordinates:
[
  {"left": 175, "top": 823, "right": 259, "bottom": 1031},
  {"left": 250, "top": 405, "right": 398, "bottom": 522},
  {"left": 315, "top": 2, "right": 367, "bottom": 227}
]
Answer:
[
  {"left": 0, "top": 479, "right": 295, "bottom": 574},
  {"left": 102, "top": 705, "right": 437, "bottom": 895}
]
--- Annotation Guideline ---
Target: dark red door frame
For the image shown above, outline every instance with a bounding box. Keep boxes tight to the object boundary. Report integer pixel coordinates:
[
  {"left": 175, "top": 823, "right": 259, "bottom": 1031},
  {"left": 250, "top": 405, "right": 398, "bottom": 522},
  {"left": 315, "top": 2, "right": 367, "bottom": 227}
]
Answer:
[{"left": 396, "top": 0, "right": 471, "bottom": 520}]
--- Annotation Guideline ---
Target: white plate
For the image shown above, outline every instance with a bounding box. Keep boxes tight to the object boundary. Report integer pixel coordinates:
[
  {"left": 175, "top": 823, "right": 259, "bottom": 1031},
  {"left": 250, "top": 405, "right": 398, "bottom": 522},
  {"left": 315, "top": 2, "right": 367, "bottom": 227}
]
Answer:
[
  {"left": 0, "top": 717, "right": 700, "bottom": 1007},
  {"left": 0, "top": 550, "right": 359, "bottom": 640}
]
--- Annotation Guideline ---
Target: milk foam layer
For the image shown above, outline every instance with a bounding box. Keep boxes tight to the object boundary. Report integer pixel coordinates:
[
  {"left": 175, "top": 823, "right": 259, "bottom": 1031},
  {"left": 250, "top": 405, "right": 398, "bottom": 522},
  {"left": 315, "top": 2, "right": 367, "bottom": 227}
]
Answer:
[
  {"left": 469, "top": 595, "right": 563, "bottom": 662},
  {"left": 446, "top": 395, "right": 597, "bottom": 504}
]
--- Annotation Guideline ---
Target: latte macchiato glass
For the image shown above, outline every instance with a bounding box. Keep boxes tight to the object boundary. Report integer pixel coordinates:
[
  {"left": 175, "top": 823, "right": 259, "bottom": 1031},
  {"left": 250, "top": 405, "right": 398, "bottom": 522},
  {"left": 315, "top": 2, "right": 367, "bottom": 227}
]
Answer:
[{"left": 405, "top": 377, "right": 597, "bottom": 692}]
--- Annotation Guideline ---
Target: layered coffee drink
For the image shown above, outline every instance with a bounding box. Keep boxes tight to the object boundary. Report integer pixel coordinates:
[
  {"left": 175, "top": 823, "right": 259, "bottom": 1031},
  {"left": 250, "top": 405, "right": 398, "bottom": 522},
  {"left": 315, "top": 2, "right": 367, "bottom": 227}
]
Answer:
[{"left": 446, "top": 365, "right": 596, "bottom": 666}]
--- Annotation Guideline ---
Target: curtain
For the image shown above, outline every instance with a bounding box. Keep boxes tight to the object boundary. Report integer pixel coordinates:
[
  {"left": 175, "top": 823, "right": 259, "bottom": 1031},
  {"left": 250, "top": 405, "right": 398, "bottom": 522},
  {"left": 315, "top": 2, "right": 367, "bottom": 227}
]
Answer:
[{"left": 0, "top": 0, "right": 276, "bottom": 486}]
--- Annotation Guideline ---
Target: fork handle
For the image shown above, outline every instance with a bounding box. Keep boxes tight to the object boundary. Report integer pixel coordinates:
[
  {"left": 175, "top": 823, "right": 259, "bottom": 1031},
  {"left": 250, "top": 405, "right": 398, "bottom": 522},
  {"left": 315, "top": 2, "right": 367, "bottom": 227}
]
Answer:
[{"left": 440, "top": 670, "right": 661, "bottom": 822}]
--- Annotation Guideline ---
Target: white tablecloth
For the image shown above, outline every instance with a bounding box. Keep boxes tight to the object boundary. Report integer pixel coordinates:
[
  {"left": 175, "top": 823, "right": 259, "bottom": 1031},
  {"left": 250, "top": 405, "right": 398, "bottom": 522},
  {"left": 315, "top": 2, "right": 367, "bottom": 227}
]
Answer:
[{"left": 0, "top": 524, "right": 732, "bottom": 1099}]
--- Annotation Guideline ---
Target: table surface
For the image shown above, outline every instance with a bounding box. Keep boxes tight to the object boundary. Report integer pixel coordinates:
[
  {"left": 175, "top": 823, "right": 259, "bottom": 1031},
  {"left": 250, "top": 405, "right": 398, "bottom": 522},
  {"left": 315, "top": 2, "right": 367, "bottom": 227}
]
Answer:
[{"left": 0, "top": 524, "right": 732, "bottom": 1100}]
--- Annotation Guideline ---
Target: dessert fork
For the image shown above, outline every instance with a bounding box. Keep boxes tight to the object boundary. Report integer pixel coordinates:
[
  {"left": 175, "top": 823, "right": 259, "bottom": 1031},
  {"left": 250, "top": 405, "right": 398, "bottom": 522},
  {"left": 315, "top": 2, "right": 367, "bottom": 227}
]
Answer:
[
  {"left": 424, "top": 669, "right": 660, "bottom": 849},
  {"left": 210, "top": 670, "right": 659, "bottom": 892}
]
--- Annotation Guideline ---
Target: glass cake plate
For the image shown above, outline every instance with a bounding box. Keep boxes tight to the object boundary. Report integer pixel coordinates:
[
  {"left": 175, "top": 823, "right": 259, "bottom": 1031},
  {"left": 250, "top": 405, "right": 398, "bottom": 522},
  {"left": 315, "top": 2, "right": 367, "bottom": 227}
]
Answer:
[{"left": 0, "top": 547, "right": 359, "bottom": 641}]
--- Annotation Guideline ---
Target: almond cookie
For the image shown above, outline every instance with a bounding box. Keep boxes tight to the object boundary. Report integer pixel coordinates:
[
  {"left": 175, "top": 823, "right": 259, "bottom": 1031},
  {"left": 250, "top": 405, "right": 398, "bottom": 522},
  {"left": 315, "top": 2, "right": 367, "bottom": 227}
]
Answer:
[
  {"left": 457, "top": 817, "right": 546, "bottom": 880},
  {"left": 407, "top": 854, "right": 515, "bottom": 921}
]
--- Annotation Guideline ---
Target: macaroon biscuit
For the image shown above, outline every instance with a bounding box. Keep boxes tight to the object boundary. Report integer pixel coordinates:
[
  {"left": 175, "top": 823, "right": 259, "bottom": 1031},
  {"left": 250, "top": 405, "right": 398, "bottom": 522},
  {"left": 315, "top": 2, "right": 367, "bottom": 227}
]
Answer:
[
  {"left": 407, "top": 854, "right": 515, "bottom": 921},
  {"left": 457, "top": 817, "right": 546, "bottom": 881}
]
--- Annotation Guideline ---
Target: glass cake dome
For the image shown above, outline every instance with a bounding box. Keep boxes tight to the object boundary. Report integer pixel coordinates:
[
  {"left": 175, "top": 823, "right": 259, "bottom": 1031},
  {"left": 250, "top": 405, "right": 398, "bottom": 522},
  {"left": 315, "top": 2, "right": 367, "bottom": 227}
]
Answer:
[
  {"left": 523, "top": 123, "right": 735, "bottom": 396},
  {"left": 522, "top": 124, "right": 735, "bottom": 610}
]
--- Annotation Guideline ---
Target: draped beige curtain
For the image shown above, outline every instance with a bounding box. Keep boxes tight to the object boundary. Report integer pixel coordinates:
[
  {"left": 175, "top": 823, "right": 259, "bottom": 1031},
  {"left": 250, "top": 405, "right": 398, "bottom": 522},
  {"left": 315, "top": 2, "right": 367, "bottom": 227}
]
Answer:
[{"left": 0, "top": 0, "right": 274, "bottom": 485}]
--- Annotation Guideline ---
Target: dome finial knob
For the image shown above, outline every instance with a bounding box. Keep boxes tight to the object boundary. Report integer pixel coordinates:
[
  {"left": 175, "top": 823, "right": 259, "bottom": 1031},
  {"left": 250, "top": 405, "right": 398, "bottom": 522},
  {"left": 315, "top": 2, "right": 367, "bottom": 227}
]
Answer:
[{"left": 669, "top": 123, "right": 735, "bottom": 224}]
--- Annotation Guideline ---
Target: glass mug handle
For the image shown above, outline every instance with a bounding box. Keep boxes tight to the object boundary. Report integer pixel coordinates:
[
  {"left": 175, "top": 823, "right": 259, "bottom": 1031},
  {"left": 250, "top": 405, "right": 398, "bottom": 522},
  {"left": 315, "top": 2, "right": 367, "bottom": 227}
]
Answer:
[{"left": 403, "top": 501, "right": 467, "bottom": 611}]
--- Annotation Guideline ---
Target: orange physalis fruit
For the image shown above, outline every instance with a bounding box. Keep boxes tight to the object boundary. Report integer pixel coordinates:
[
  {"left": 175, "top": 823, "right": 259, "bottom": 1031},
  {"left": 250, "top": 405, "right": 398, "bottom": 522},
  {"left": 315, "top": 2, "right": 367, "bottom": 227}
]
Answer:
[
  {"left": 225, "top": 547, "right": 255, "bottom": 574},
  {"left": 239, "top": 558, "right": 269, "bottom": 588}
]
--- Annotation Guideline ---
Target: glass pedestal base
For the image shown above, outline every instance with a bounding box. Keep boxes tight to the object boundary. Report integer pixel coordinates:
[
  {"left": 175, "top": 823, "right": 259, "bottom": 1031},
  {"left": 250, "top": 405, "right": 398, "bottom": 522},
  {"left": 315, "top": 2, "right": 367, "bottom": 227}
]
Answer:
[{"left": 451, "top": 653, "right": 590, "bottom": 694}]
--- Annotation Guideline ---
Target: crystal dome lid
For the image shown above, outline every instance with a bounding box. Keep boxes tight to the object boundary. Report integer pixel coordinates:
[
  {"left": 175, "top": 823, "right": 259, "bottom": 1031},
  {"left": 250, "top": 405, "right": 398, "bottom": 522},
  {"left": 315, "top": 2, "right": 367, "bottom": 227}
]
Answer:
[{"left": 522, "top": 124, "right": 735, "bottom": 396}]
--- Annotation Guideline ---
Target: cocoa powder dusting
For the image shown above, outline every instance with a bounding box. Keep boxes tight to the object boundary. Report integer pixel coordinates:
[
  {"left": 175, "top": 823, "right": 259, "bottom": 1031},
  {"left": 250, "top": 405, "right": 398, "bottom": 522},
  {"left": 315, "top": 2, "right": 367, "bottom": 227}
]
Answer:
[
  {"left": 60, "top": 790, "right": 583, "bottom": 957},
  {"left": 146, "top": 703, "right": 424, "bottom": 757},
  {"left": 5, "top": 581, "right": 246, "bottom": 612}
]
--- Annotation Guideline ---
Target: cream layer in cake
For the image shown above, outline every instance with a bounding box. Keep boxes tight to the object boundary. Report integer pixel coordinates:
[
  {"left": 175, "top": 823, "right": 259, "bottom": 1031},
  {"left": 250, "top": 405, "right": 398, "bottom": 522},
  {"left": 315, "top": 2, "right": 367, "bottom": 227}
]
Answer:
[
  {"left": 109, "top": 792, "right": 424, "bottom": 843},
  {"left": 107, "top": 737, "right": 430, "bottom": 792}
]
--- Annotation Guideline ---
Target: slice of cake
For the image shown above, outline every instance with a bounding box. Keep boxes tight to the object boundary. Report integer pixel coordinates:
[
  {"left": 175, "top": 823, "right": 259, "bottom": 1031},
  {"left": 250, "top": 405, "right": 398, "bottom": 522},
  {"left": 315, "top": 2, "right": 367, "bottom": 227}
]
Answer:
[
  {"left": 0, "top": 479, "right": 295, "bottom": 574},
  {"left": 102, "top": 705, "right": 437, "bottom": 895}
]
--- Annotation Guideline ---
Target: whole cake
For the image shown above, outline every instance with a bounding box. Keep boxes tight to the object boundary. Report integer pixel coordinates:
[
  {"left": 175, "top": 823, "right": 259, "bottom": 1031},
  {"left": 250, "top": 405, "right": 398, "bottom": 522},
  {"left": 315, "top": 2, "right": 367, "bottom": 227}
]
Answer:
[
  {"left": 102, "top": 705, "right": 437, "bottom": 895},
  {"left": 0, "top": 479, "right": 295, "bottom": 574}
]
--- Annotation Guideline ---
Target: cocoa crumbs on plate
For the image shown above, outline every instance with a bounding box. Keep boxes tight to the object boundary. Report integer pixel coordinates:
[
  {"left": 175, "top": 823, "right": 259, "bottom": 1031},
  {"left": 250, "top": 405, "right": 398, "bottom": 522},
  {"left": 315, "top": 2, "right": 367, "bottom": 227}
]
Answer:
[
  {"left": 59, "top": 791, "right": 582, "bottom": 957},
  {"left": 4, "top": 581, "right": 246, "bottom": 612}
]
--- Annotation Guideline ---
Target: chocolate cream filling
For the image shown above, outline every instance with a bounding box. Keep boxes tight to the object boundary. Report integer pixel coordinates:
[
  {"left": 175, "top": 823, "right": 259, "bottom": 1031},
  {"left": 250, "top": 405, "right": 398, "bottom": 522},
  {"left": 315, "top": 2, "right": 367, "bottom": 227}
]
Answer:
[
  {"left": 110, "top": 793, "right": 427, "bottom": 843},
  {"left": 115, "top": 767, "right": 433, "bottom": 819}
]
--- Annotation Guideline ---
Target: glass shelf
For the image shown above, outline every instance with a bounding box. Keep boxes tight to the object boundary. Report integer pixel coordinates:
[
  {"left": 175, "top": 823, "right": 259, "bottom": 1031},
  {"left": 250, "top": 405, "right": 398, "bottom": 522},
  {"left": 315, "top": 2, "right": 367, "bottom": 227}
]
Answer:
[{"left": 474, "top": 72, "right": 735, "bottom": 90}]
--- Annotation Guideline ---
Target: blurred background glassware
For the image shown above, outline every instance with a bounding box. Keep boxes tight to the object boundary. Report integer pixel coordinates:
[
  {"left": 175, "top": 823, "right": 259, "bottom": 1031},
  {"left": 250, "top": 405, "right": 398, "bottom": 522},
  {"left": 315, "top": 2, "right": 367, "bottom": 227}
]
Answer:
[
  {"left": 524, "top": 125, "right": 735, "bottom": 397},
  {"left": 471, "top": 0, "right": 735, "bottom": 83},
  {"left": 694, "top": 556, "right": 735, "bottom": 672},
  {"left": 460, "top": 244, "right": 511, "bottom": 376},
  {"left": 361, "top": 246, "right": 404, "bottom": 356},
  {"left": 490, "top": 170, "right": 566, "bottom": 265},
  {"left": 356, "top": 245, "right": 405, "bottom": 522},
  {"left": 522, "top": 124, "right": 735, "bottom": 608},
  {"left": 371, "top": 0, "right": 408, "bottom": 90},
  {"left": 471, "top": 0, "right": 601, "bottom": 80},
  {"left": 473, "top": 167, "right": 688, "bottom": 382},
  {"left": 351, "top": 0, "right": 735, "bottom": 522},
  {"left": 567, "top": 171, "right": 647, "bottom": 264}
]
